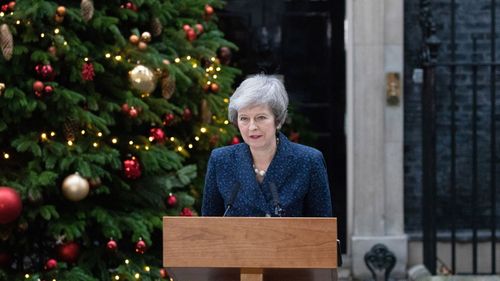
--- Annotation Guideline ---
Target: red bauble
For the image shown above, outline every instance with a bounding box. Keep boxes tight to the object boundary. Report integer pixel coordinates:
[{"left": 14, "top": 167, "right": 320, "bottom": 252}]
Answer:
[
  {"left": 163, "top": 113, "right": 175, "bottom": 126},
  {"left": 106, "top": 239, "right": 117, "bottom": 251},
  {"left": 1, "top": 4, "right": 8, "bottom": 12},
  {"left": 159, "top": 268, "right": 168, "bottom": 278},
  {"left": 149, "top": 127, "right": 165, "bottom": 143},
  {"left": 204, "top": 4, "right": 214, "bottom": 15},
  {"left": 210, "top": 82, "right": 219, "bottom": 93},
  {"left": 44, "top": 85, "right": 53, "bottom": 95},
  {"left": 123, "top": 157, "right": 141, "bottom": 179},
  {"left": 182, "top": 107, "right": 192, "bottom": 121},
  {"left": 0, "top": 187, "right": 22, "bottom": 224},
  {"left": 121, "top": 103, "right": 130, "bottom": 113},
  {"left": 167, "top": 193, "right": 177, "bottom": 207},
  {"left": 195, "top": 23, "right": 204, "bottom": 34},
  {"left": 81, "top": 62, "right": 95, "bottom": 81},
  {"left": 182, "top": 24, "right": 191, "bottom": 32},
  {"left": 35, "top": 64, "right": 55, "bottom": 80},
  {"left": 45, "top": 258, "right": 57, "bottom": 270},
  {"left": 8, "top": 1, "right": 15, "bottom": 11},
  {"left": 230, "top": 136, "right": 240, "bottom": 145},
  {"left": 180, "top": 207, "right": 193, "bottom": 216},
  {"left": 135, "top": 239, "right": 147, "bottom": 254},
  {"left": 33, "top": 80, "right": 44, "bottom": 92},
  {"left": 128, "top": 106, "right": 138, "bottom": 118},
  {"left": 57, "top": 241, "right": 80, "bottom": 263},
  {"left": 124, "top": 2, "right": 138, "bottom": 12},
  {"left": 186, "top": 28, "right": 196, "bottom": 42}
]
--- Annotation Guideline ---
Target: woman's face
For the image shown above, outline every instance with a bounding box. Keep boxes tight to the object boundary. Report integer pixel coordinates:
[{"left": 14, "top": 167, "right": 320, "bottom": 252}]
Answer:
[{"left": 237, "top": 104, "right": 277, "bottom": 151}]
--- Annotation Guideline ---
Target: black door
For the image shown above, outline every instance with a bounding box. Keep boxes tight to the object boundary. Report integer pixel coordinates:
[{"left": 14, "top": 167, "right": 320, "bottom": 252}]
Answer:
[{"left": 218, "top": 0, "right": 346, "bottom": 251}]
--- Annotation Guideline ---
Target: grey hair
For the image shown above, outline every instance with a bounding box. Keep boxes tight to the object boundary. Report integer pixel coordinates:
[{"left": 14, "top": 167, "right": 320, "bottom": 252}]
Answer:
[{"left": 228, "top": 74, "right": 289, "bottom": 128}]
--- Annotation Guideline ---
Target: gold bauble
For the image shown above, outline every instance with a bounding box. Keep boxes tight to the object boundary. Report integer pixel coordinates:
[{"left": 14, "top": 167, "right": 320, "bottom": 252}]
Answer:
[
  {"left": 129, "top": 65, "right": 157, "bottom": 94},
  {"left": 61, "top": 173, "right": 89, "bottom": 201}
]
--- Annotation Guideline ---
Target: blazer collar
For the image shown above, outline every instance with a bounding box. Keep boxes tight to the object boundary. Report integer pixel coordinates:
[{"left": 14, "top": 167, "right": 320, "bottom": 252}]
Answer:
[{"left": 235, "top": 132, "right": 296, "bottom": 205}]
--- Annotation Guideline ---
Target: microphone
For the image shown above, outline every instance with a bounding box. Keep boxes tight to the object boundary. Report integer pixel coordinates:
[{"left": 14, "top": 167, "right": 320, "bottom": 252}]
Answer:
[
  {"left": 223, "top": 182, "right": 241, "bottom": 217},
  {"left": 269, "top": 182, "right": 284, "bottom": 217}
]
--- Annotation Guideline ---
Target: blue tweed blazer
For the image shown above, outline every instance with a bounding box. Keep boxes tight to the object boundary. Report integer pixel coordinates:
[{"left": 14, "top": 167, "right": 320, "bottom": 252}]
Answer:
[{"left": 201, "top": 132, "right": 333, "bottom": 217}]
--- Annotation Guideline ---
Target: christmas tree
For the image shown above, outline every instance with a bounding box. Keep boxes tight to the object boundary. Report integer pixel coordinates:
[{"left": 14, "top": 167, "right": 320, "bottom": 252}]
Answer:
[{"left": 0, "top": 0, "right": 240, "bottom": 280}]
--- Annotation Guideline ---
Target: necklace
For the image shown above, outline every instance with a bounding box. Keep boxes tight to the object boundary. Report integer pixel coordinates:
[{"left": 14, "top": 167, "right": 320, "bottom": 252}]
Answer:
[{"left": 253, "top": 164, "right": 266, "bottom": 177}]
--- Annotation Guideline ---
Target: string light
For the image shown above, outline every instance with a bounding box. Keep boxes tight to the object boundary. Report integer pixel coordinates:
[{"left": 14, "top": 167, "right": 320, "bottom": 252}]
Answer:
[
  {"left": 125, "top": 259, "right": 130, "bottom": 264},
  {"left": 16, "top": 20, "right": 20, "bottom": 25},
  {"left": 144, "top": 266, "right": 150, "bottom": 272},
  {"left": 206, "top": 81, "right": 211, "bottom": 85},
  {"left": 200, "top": 127, "right": 207, "bottom": 133},
  {"left": 186, "top": 56, "right": 191, "bottom": 60},
  {"left": 115, "top": 55, "right": 122, "bottom": 61},
  {"left": 188, "top": 144, "right": 193, "bottom": 149},
  {"left": 169, "top": 137, "right": 175, "bottom": 142},
  {"left": 97, "top": 132, "right": 103, "bottom": 137},
  {"left": 135, "top": 145, "right": 140, "bottom": 150},
  {"left": 195, "top": 136, "right": 200, "bottom": 141},
  {"left": 174, "top": 58, "right": 180, "bottom": 63},
  {"left": 50, "top": 131, "right": 56, "bottom": 137},
  {"left": 213, "top": 74, "right": 218, "bottom": 79},
  {"left": 105, "top": 53, "right": 111, "bottom": 58},
  {"left": 216, "top": 67, "right": 221, "bottom": 71},
  {"left": 41, "top": 133, "right": 48, "bottom": 141},
  {"left": 224, "top": 98, "right": 229, "bottom": 103},
  {"left": 192, "top": 63, "right": 197, "bottom": 68},
  {"left": 63, "top": 41, "right": 68, "bottom": 46},
  {"left": 93, "top": 142, "right": 99, "bottom": 148},
  {"left": 148, "top": 136, "right": 154, "bottom": 142},
  {"left": 210, "top": 57, "right": 216, "bottom": 62},
  {"left": 224, "top": 120, "right": 229, "bottom": 125},
  {"left": 129, "top": 140, "right": 134, "bottom": 145},
  {"left": 134, "top": 273, "right": 140, "bottom": 279},
  {"left": 112, "top": 138, "right": 118, "bottom": 144},
  {"left": 144, "top": 146, "right": 150, "bottom": 150},
  {"left": 177, "top": 146, "right": 183, "bottom": 152},
  {"left": 67, "top": 140, "right": 74, "bottom": 146},
  {"left": 3, "top": 153, "right": 9, "bottom": 159},
  {"left": 54, "top": 28, "right": 60, "bottom": 34},
  {"left": 114, "top": 275, "right": 120, "bottom": 280},
  {"left": 0, "top": 12, "right": 4, "bottom": 17},
  {"left": 40, "top": 33, "right": 45, "bottom": 38}
]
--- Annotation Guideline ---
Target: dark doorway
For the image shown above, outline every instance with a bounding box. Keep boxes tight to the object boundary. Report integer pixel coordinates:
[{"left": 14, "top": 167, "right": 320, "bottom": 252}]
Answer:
[{"left": 218, "top": 0, "right": 347, "bottom": 252}]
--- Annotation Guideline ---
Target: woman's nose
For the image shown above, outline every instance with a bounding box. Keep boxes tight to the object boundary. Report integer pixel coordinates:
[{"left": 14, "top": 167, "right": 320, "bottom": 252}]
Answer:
[{"left": 249, "top": 119, "right": 258, "bottom": 130}]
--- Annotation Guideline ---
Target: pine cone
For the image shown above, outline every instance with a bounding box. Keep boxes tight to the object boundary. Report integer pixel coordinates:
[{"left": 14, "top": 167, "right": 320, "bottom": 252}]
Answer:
[
  {"left": 0, "top": 24, "right": 13, "bottom": 61},
  {"left": 200, "top": 99, "right": 212, "bottom": 124},
  {"left": 81, "top": 0, "right": 94, "bottom": 22},
  {"left": 63, "top": 119, "right": 79, "bottom": 142},
  {"left": 151, "top": 18, "right": 163, "bottom": 37},
  {"left": 161, "top": 73, "right": 175, "bottom": 100}
]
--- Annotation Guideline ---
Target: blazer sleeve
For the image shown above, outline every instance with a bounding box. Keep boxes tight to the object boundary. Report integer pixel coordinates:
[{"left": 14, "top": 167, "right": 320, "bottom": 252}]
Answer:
[
  {"left": 201, "top": 151, "right": 225, "bottom": 216},
  {"left": 304, "top": 151, "right": 333, "bottom": 217}
]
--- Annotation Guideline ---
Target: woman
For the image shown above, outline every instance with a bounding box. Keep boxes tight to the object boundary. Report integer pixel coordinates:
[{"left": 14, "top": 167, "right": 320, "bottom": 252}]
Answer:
[{"left": 202, "top": 75, "right": 332, "bottom": 217}]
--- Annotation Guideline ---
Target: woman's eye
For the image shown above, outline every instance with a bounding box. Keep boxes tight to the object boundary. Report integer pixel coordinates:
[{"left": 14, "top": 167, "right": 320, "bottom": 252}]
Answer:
[
  {"left": 239, "top": 117, "right": 248, "bottom": 121},
  {"left": 257, "top": 116, "right": 266, "bottom": 120}
]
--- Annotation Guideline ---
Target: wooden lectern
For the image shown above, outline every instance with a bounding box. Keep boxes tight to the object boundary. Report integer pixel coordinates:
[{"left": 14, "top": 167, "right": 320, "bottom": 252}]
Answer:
[{"left": 163, "top": 217, "right": 338, "bottom": 281}]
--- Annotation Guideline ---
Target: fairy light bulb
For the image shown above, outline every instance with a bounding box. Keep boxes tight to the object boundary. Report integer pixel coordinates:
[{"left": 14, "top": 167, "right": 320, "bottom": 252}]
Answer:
[
  {"left": 134, "top": 273, "right": 140, "bottom": 279},
  {"left": 224, "top": 98, "right": 229, "bottom": 103},
  {"left": 200, "top": 127, "right": 207, "bottom": 133},
  {"left": 67, "top": 140, "right": 73, "bottom": 146},
  {"left": 105, "top": 53, "right": 111, "bottom": 58},
  {"left": 4, "top": 153, "right": 9, "bottom": 159},
  {"left": 144, "top": 266, "right": 150, "bottom": 272},
  {"left": 16, "top": 20, "right": 20, "bottom": 25},
  {"left": 195, "top": 136, "right": 200, "bottom": 141},
  {"left": 125, "top": 259, "right": 130, "bottom": 265},
  {"left": 210, "top": 57, "right": 216, "bottom": 62},
  {"left": 24, "top": 274, "right": 29, "bottom": 279},
  {"left": 40, "top": 33, "right": 45, "bottom": 38},
  {"left": 148, "top": 136, "right": 154, "bottom": 142},
  {"left": 41, "top": 133, "right": 48, "bottom": 140},
  {"left": 93, "top": 142, "right": 98, "bottom": 148},
  {"left": 192, "top": 63, "right": 197, "bottom": 68},
  {"left": 135, "top": 145, "right": 140, "bottom": 150},
  {"left": 54, "top": 28, "right": 60, "bottom": 34},
  {"left": 174, "top": 58, "right": 180, "bottom": 63},
  {"left": 50, "top": 131, "right": 56, "bottom": 137},
  {"left": 177, "top": 146, "right": 183, "bottom": 152},
  {"left": 115, "top": 55, "right": 122, "bottom": 61},
  {"left": 63, "top": 41, "right": 68, "bottom": 46},
  {"left": 97, "top": 132, "right": 103, "bottom": 137},
  {"left": 81, "top": 130, "right": 86, "bottom": 135},
  {"left": 112, "top": 138, "right": 118, "bottom": 144},
  {"left": 216, "top": 67, "right": 221, "bottom": 71},
  {"left": 115, "top": 275, "right": 120, "bottom": 280},
  {"left": 224, "top": 120, "right": 229, "bottom": 125},
  {"left": 129, "top": 140, "right": 134, "bottom": 145},
  {"left": 186, "top": 55, "right": 191, "bottom": 60},
  {"left": 170, "top": 137, "right": 175, "bottom": 142},
  {"left": 213, "top": 74, "right": 218, "bottom": 79},
  {"left": 144, "top": 146, "right": 150, "bottom": 150},
  {"left": 188, "top": 144, "right": 193, "bottom": 149}
]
